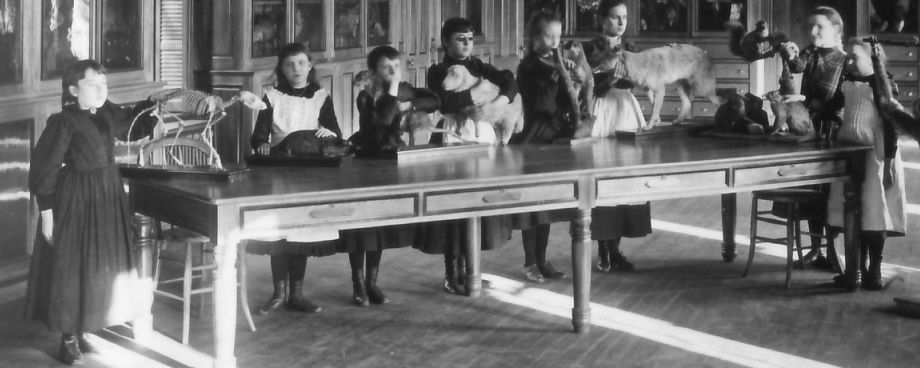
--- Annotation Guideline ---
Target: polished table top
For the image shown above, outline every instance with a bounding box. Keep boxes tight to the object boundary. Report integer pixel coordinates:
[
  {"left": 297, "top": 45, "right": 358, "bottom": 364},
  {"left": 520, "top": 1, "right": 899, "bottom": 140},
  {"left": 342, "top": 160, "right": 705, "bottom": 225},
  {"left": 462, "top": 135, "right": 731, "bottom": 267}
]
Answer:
[{"left": 129, "top": 137, "right": 871, "bottom": 205}]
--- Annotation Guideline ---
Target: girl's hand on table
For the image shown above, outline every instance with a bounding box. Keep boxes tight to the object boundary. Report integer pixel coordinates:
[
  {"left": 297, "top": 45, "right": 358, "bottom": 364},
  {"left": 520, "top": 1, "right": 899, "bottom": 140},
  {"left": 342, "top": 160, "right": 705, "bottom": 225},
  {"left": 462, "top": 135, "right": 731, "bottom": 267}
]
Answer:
[
  {"left": 315, "top": 128, "right": 337, "bottom": 138},
  {"left": 257, "top": 143, "right": 271, "bottom": 156}
]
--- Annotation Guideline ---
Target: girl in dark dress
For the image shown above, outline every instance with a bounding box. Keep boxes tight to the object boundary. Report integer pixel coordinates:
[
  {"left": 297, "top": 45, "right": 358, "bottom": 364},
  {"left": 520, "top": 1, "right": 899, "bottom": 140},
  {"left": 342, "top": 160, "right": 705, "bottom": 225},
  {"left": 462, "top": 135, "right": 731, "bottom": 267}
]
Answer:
[
  {"left": 508, "top": 11, "right": 577, "bottom": 283},
  {"left": 26, "top": 60, "right": 159, "bottom": 365},
  {"left": 779, "top": 6, "right": 848, "bottom": 271},
  {"left": 342, "top": 45, "right": 440, "bottom": 306},
  {"left": 247, "top": 43, "right": 341, "bottom": 315},
  {"left": 416, "top": 17, "right": 514, "bottom": 294},
  {"left": 581, "top": 0, "right": 652, "bottom": 273}
]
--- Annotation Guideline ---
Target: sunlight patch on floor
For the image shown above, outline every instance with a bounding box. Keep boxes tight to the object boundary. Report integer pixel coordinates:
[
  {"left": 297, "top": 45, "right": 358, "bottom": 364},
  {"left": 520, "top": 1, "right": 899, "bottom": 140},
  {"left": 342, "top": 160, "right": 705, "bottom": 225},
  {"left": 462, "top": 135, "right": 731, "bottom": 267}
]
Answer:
[{"left": 484, "top": 273, "right": 841, "bottom": 368}]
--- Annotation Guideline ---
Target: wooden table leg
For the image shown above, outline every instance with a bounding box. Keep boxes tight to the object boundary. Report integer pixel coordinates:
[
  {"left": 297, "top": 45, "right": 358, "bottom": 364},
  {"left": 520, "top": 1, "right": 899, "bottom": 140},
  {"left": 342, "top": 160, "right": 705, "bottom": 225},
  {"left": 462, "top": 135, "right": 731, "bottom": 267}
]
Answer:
[
  {"left": 212, "top": 221, "right": 240, "bottom": 368},
  {"left": 465, "top": 217, "right": 482, "bottom": 297},
  {"left": 841, "top": 180, "right": 862, "bottom": 291},
  {"left": 571, "top": 208, "right": 592, "bottom": 333},
  {"left": 132, "top": 214, "right": 156, "bottom": 343},
  {"left": 721, "top": 193, "right": 737, "bottom": 262}
]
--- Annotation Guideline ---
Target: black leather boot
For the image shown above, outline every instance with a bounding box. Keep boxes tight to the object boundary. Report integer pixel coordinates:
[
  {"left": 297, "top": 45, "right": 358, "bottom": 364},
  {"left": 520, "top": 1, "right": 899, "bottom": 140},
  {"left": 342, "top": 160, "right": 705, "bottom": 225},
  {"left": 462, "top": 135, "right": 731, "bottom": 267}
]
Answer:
[
  {"left": 863, "top": 241, "right": 886, "bottom": 291},
  {"left": 456, "top": 255, "right": 468, "bottom": 287},
  {"left": 608, "top": 240, "right": 635, "bottom": 272},
  {"left": 59, "top": 334, "right": 82, "bottom": 365},
  {"left": 258, "top": 280, "right": 286, "bottom": 315},
  {"left": 443, "top": 255, "right": 460, "bottom": 294},
  {"left": 366, "top": 266, "right": 390, "bottom": 304},
  {"left": 287, "top": 280, "right": 321, "bottom": 312},
  {"left": 595, "top": 241, "right": 611, "bottom": 273},
  {"left": 352, "top": 269, "right": 369, "bottom": 307}
]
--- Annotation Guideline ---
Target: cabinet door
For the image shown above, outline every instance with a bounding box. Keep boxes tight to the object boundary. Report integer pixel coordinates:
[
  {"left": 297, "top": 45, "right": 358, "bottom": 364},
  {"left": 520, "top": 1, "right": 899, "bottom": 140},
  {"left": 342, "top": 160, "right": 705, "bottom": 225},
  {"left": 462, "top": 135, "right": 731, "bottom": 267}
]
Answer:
[{"left": 401, "top": 0, "right": 432, "bottom": 88}]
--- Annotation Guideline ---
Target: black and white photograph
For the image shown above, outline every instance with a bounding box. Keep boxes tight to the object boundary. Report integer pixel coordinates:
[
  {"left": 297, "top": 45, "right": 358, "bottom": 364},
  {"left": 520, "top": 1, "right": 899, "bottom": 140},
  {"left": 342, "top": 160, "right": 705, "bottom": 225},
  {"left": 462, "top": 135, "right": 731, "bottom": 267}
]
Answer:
[{"left": 1, "top": 1, "right": 920, "bottom": 368}]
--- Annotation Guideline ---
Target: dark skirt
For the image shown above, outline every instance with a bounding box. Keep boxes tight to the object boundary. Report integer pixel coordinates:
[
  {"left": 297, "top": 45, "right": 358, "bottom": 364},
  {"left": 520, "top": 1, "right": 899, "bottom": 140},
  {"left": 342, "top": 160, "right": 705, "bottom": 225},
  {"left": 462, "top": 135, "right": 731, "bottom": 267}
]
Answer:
[
  {"left": 511, "top": 209, "right": 577, "bottom": 230},
  {"left": 245, "top": 239, "right": 339, "bottom": 257},
  {"left": 591, "top": 204, "right": 652, "bottom": 240},
  {"left": 337, "top": 225, "right": 416, "bottom": 253},
  {"left": 24, "top": 166, "right": 140, "bottom": 333},
  {"left": 413, "top": 216, "right": 513, "bottom": 256}
]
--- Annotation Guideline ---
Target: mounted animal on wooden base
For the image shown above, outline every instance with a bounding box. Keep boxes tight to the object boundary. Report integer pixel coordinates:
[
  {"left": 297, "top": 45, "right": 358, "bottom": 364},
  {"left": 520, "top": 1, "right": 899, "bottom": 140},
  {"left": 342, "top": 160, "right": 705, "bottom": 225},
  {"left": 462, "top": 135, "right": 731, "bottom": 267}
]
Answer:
[{"left": 591, "top": 43, "right": 719, "bottom": 127}]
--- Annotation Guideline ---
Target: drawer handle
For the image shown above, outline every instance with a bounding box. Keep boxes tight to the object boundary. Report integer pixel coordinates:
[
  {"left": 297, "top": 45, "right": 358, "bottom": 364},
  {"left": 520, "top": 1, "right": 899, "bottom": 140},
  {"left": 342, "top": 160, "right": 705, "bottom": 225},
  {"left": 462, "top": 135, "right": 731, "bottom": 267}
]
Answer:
[
  {"left": 776, "top": 167, "right": 809, "bottom": 177},
  {"left": 910, "top": 52, "right": 916, "bottom": 57},
  {"left": 482, "top": 192, "right": 523, "bottom": 203},
  {"left": 644, "top": 176, "right": 681, "bottom": 188},
  {"left": 737, "top": 69, "right": 745, "bottom": 74},
  {"left": 702, "top": 107, "right": 710, "bottom": 112},
  {"left": 908, "top": 72, "right": 915, "bottom": 77},
  {"left": 309, "top": 206, "right": 356, "bottom": 219}
]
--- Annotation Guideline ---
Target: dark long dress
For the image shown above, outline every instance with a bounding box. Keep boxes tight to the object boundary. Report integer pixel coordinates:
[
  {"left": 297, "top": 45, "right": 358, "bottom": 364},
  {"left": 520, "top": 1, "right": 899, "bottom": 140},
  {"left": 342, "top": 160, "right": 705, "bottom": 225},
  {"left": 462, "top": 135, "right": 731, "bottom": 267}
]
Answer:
[
  {"left": 26, "top": 101, "right": 157, "bottom": 333},
  {"left": 581, "top": 37, "right": 653, "bottom": 240},
  {"left": 338, "top": 82, "right": 440, "bottom": 252},
  {"left": 413, "top": 55, "right": 515, "bottom": 255},
  {"left": 246, "top": 83, "right": 340, "bottom": 257},
  {"left": 508, "top": 52, "right": 577, "bottom": 229}
]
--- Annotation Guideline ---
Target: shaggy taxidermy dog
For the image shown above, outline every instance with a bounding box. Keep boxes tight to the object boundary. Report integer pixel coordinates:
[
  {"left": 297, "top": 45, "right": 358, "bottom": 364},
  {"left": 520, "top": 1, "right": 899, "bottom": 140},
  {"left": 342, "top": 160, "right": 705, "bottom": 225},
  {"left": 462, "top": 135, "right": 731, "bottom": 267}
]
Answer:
[
  {"left": 441, "top": 64, "right": 524, "bottom": 144},
  {"left": 353, "top": 70, "right": 462, "bottom": 146},
  {"left": 592, "top": 44, "right": 719, "bottom": 126},
  {"left": 727, "top": 20, "right": 789, "bottom": 62},
  {"left": 764, "top": 90, "right": 813, "bottom": 137}
]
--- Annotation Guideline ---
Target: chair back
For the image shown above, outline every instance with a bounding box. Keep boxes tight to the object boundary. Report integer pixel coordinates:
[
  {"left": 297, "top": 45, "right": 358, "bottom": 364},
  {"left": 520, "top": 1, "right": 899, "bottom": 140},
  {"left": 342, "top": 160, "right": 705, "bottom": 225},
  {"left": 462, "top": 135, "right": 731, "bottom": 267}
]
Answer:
[{"left": 140, "top": 137, "right": 212, "bottom": 167}]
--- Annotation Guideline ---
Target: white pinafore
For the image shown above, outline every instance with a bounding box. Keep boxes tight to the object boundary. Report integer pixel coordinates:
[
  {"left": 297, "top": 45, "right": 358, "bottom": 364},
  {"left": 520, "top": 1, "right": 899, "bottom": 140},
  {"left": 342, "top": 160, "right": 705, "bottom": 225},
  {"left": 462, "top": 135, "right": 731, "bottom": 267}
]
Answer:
[{"left": 264, "top": 87, "right": 330, "bottom": 146}]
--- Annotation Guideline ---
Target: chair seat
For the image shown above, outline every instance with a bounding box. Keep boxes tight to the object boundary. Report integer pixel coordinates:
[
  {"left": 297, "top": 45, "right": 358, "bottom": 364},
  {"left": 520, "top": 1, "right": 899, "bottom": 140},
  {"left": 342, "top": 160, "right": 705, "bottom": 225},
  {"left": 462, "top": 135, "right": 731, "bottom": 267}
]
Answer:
[
  {"left": 753, "top": 189, "right": 825, "bottom": 204},
  {"left": 162, "top": 227, "right": 211, "bottom": 243}
]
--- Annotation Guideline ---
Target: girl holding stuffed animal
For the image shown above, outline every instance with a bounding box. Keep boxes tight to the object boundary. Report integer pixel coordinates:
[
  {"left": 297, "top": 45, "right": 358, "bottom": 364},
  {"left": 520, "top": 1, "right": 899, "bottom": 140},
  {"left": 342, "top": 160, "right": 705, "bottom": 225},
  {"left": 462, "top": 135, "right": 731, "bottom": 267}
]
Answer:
[
  {"left": 247, "top": 43, "right": 342, "bottom": 316},
  {"left": 825, "top": 38, "right": 906, "bottom": 290},
  {"left": 340, "top": 45, "right": 440, "bottom": 306},
  {"left": 779, "top": 6, "right": 849, "bottom": 271},
  {"left": 414, "top": 17, "right": 514, "bottom": 294},
  {"left": 26, "top": 60, "right": 162, "bottom": 364},
  {"left": 508, "top": 10, "right": 578, "bottom": 283},
  {"left": 579, "top": 0, "right": 653, "bottom": 273}
]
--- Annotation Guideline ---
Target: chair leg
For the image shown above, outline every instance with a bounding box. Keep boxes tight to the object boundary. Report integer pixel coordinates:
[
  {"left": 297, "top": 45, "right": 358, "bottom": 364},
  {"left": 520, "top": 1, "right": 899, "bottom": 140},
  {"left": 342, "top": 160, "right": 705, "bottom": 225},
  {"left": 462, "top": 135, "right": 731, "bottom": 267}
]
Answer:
[
  {"left": 182, "top": 242, "right": 193, "bottom": 345},
  {"left": 197, "top": 243, "right": 211, "bottom": 318},
  {"left": 238, "top": 243, "right": 256, "bottom": 332},
  {"left": 743, "top": 196, "right": 758, "bottom": 277},
  {"left": 794, "top": 220, "right": 806, "bottom": 270},
  {"left": 785, "top": 207, "right": 796, "bottom": 289}
]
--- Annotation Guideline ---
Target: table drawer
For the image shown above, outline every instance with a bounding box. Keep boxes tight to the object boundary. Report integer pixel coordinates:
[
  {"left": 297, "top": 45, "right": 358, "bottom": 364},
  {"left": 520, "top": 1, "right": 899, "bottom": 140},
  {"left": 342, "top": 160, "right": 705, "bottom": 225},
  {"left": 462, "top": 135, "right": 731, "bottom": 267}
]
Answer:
[
  {"left": 638, "top": 99, "right": 685, "bottom": 116},
  {"left": 887, "top": 46, "right": 918, "bottom": 62},
  {"left": 597, "top": 170, "right": 727, "bottom": 198},
  {"left": 243, "top": 196, "right": 417, "bottom": 230},
  {"left": 693, "top": 102, "right": 719, "bottom": 117},
  {"left": 734, "top": 160, "right": 847, "bottom": 186},
  {"left": 898, "top": 83, "right": 918, "bottom": 103},
  {"left": 425, "top": 182, "right": 577, "bottom": 214},
  {"left": 713, "top": 63, "right": 750, "bottom": 79}
]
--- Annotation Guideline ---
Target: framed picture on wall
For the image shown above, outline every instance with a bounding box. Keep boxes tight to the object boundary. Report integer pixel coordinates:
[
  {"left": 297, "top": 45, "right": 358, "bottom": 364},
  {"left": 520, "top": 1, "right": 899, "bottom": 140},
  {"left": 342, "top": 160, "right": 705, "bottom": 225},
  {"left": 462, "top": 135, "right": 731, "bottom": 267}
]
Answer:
[
  {"left": 574, "top": 0, "right": 599, "bottom": 34},
  {"left": 101, "top": 0, "right": 142, "bottom": 71},
  {"left": 694, "top": 0, "right": 747, "bottom": 35},
  {"left": 0, "top": 0, "right": 21, "bottom": 86},
  {"left": 870, "top": 0, "right": 918, "bottom": 34},
  {"left": 41, "top": 0, "right": 92, "bottom": 80},
  {"left": 367, "top": 0, "right": 389, "bottom": 47},
  {"left": 294, "top": 0, "right": 325, "bottom": 52},
  {"left": 252, "top": 0, "right": 286, "bottom": 59},
  {"left": 334, "top": 0, "right": 361, "bottom": 49},
  {"left": 638, "top": 0, "right": 689, "bottom": 35}
]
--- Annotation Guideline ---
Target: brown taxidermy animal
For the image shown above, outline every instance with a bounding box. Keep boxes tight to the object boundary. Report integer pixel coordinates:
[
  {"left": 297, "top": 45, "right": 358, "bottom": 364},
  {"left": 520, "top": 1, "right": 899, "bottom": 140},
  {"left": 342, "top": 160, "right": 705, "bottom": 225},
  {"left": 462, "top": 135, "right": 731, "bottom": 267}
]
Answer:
[
  {"left": 592, "top": 44, "right": 720, "bottom": 126},
  {"left": 764, "top": 90, "right": 813, "bottom": 136},
  {"left": 727, "top": 20, "right": 788, "bottom": 62},
  {"left": 562, "top": 40, "right": 596, "bottom": 117},
  {"left": 441, "top": 64, "right": 524, "bottom": 144},
  {"left": 352, "top": 70, "right": 464, "bottom": 145},
  {"left": 713, "top": 88, "right": 764, "bottom": 134}
]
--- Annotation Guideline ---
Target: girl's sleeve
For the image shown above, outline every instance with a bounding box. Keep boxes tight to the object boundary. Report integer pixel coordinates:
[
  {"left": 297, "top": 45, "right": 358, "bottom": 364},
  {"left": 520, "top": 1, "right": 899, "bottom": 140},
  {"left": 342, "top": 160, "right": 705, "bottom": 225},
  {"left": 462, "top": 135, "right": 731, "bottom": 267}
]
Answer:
[
  {"left": 29, "top": 115, "right": 72, "bottom": 211},
  {"left": 319, "top": 95, "right": 343, "bottom": 137},
  {"left": 477, "top": 60, "right": 519, "bottom": 101},
  {"left": 398, "top": 83, "right": 440, "bottom": 113},
  {"left": 375, "top": 90, "right": 401, "bottom": 129},
  {"left": 250, "top": 95, "right": 274, "bottom": 149}
]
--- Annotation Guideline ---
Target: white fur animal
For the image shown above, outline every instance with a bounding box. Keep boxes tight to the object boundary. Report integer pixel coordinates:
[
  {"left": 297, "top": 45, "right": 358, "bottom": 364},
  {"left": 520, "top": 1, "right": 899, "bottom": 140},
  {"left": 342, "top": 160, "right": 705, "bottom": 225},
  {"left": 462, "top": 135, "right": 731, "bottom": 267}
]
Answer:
[
  {"left": 593, "top": 44, "right": 720, "bottom": 126},
  {"left": 441, "top": 64, "right": 524, "bottom": 144}
]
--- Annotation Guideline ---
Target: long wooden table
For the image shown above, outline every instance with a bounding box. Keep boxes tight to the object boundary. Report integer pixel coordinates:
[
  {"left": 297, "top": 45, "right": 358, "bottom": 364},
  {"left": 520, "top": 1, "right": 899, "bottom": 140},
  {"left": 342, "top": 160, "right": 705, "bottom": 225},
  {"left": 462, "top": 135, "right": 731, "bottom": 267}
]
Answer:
[{"left": 127, "top": 137, "right": 869, "bottom": 368}]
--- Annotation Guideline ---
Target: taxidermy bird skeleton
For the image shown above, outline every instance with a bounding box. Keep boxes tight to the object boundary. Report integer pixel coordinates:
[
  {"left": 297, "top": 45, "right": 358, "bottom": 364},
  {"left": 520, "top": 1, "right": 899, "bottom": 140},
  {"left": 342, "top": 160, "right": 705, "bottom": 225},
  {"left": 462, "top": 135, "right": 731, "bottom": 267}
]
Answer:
[{"left": 128, "top": 89, "right": 265, "bottom": 169}]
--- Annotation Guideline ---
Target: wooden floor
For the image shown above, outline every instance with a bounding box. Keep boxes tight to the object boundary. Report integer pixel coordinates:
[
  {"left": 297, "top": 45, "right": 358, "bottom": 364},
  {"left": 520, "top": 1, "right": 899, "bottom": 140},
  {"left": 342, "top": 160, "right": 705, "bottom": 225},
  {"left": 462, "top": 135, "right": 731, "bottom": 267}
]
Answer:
[{"left": 3, "top": 142, "right": 920, "bottom": 368}]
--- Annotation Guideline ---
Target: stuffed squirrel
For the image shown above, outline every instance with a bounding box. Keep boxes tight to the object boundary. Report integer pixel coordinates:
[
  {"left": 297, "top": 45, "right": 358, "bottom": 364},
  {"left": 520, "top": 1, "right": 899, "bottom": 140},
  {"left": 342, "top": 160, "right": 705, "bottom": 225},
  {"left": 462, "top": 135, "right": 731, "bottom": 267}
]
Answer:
[{"left": 728, "top": 20, "right": 789, "bottom": 62}]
